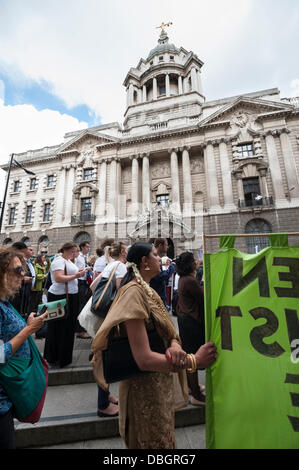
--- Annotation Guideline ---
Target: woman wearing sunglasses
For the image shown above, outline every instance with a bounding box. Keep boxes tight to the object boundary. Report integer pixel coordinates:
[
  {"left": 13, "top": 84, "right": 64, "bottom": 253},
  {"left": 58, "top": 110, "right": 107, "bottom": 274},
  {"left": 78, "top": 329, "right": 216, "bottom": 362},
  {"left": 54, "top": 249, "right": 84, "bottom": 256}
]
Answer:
[{"left": 0, "top": 246, "right": 47, "bottom": 449}]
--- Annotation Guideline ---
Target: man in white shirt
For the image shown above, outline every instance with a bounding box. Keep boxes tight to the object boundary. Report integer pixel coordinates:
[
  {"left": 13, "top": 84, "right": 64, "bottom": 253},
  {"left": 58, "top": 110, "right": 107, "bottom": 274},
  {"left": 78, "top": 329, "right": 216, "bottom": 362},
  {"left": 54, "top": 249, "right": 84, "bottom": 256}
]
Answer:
[{"left": 75, "top": 241, "right": 92, "bottom": 338}]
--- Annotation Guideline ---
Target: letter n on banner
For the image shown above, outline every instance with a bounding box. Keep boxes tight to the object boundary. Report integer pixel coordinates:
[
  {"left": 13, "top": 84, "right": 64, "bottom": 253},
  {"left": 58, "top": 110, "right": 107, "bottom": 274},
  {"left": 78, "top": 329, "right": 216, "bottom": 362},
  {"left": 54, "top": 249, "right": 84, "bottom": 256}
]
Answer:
[{"left": 204, "top": 234, "right": 299, "bottom": 449}]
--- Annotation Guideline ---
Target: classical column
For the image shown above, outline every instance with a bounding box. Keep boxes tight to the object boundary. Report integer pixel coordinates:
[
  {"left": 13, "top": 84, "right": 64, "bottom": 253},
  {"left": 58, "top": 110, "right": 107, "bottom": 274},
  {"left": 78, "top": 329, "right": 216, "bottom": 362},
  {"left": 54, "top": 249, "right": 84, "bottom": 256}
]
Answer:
[
  {"left": 234, "top": 171, "right": 244, "bottom": 206},
  {"left": 131, "top": 156, "right": 139, "bottom": 216},
  {"left": 142, "top": 153, "right": 151, "bottom": 211},
  {"left": 169, "top": 148, "right": 180, "bottom": 213},
  {"left": 153, "top": 77, "right": 157, "bottom": 100},
  {"left": 64, "top": 165, "right": 76, "bottom": 224},
  {"left": 142, "top": 84, "right": 147, "bottom": 102},
  {"left": 98, "top": 159, "right": 107, "bottom": 217},
  {"left": 219, "top": 140, "right": 235, "bottom": 209},
  {"left": 258, "top": 168, "right": 270, "bottom": 200},
  {"left": 191, "top": 67, "right": 198, "bottom": 92},
  {"left": 197, "top": 69, "right": 204, "bottom": 96},
  {"left": 108, "top": 158, "right": 118, "bottom": 217},
  {"left": 279, "top": 129, "right": 299, "bottom": 200},
  {"left": 128, "top": 83, "right": 134, "bottom": 106},
  {"left": 264, "top": 132, "right": 286, "bottom": 203},
  {"left": 56, "top": 166, "right": 66, "bottom": 224},
  {"left": 165, "top": 73, "right": 170, "bottom": 97},
  {"left": 178, "top": 75, "right": 183, "bottom": 95},
  {"left": 181, "top": 146, "right": 193, "bottom": 213},
  {"left": 203, "top": 142, "right": 221, "bottom": 211}
]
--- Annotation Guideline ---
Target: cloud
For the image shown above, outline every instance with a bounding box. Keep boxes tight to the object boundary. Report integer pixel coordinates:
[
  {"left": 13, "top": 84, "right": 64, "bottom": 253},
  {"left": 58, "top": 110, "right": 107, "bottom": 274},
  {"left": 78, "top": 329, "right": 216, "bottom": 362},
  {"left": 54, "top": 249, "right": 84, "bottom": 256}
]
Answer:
[
  {"left": 0, "top": 97, "right": 87, "bottom": 199},
  {"left": 0, "top": 0, "right": 254, "bottom": 123}
]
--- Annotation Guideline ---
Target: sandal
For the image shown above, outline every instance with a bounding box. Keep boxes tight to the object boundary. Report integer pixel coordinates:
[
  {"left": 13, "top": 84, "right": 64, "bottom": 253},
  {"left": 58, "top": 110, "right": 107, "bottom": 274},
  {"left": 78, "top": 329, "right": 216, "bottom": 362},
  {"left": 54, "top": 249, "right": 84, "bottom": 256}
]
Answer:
[{"left": 97, "top": 410, "right": 119, "bottom": 418}]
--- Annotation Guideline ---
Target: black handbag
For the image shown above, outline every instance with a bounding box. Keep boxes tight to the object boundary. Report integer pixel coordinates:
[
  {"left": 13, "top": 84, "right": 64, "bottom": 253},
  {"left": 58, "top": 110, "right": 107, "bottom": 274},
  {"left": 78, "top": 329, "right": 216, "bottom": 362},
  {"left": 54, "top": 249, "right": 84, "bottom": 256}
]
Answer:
[
  {"left": 102, "top": 317, "right": 166, "bottom": 383},
  {"left": 91, "top": 263, "right": 119, "bottom": 318}
]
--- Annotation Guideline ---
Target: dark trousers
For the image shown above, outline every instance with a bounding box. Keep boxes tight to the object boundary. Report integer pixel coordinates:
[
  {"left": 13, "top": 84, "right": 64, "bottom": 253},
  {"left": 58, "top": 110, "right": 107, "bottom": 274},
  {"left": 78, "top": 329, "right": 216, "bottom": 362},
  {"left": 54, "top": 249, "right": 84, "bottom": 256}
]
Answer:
[
  {"left": 177, "top": 315, "right": 205, "bottom": 354},
  {"left": 0, "top": 410, "right": 15, "bottom": 449},
  {"left": 76, "top": 280, "right": 89, "bottom": 333},
  {"left": 44, "top": 292, "right": 79, "bottom": 368},
  {"left": 97, "top": 386, "right": 110, "bottom": 410}
]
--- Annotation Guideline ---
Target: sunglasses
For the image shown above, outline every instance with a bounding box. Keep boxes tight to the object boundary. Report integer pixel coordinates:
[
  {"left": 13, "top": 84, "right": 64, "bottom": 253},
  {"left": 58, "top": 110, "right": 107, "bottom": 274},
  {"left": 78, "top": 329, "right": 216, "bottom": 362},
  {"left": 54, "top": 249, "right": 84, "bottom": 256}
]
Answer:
[{"left": 11, "top": 266, "right": 25, "bottom": 276}]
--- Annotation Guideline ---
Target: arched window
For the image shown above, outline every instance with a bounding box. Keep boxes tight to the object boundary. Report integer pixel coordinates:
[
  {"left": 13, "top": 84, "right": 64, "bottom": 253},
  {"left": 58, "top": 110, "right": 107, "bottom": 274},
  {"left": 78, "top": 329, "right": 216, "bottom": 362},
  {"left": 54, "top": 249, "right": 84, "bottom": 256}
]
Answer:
[
  {"left": 21, "top": 237, "right": 31, "bottom": 246},
  {"left": 3, "top": 238, "right": 13, "bottom": 245},
  {"left": 38, "top": 236, "right": 49, "bottom": 254},
  {"left": 74, "top": 232, "right": 92, "bottom": 250},
  {"left": 245, "top": 219, "right": 271, "bottom": 254}
]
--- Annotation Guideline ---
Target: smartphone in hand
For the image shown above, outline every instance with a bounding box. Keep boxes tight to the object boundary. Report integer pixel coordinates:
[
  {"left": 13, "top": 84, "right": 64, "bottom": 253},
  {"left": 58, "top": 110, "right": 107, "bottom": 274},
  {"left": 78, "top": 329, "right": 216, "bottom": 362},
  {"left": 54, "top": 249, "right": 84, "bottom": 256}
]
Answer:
[{"left": 35, "top": 304, "right": 47, "bottom": 317}]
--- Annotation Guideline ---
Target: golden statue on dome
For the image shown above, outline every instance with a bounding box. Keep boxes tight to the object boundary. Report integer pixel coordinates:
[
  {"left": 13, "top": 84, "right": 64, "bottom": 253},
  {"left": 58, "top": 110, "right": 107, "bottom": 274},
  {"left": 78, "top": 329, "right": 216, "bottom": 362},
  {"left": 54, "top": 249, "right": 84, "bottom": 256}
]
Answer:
[{"left": 156, "top": 21, "right": 173, "bottom": 35}]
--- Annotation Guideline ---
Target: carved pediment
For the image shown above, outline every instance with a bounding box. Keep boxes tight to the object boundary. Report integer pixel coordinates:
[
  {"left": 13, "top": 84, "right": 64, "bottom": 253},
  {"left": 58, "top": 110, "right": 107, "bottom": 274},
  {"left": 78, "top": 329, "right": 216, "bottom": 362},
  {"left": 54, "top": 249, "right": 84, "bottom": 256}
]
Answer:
[
  {"left": 198, "top": 96, "right": 293, "bottom": 131},
  {"left": 57, "top": 130, "right": 119, "bottom": 158}
]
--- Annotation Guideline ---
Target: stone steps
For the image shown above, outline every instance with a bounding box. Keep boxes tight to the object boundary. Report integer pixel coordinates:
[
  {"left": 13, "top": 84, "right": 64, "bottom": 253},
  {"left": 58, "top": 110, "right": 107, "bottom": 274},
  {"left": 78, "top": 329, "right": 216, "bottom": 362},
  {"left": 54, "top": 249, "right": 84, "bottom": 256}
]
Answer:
[{"left": 15, "top": 378, "right": 205, "bottom": 448}]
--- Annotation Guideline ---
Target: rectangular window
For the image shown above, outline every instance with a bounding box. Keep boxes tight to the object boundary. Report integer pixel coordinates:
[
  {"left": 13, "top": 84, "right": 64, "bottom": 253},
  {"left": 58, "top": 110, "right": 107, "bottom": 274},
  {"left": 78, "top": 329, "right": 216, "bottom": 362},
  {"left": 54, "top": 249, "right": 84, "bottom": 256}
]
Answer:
[
  {"left": 242, "top": 177, "right": 262, "bottom": 207},
  {"left": 47, "top": 175, "right": 54, "bottom": 187},
  {"left": 83, "top": 168, "right": 93, "bottom": 180},
  {"left": 81, "top": 197, "right": 92, "bottom": 220},
  {"left": 159, "top": 56, "right": 164, "bottom": 62},
  {"left": 9, "top": 207, "right": 16, "bottom": 225},
  {"left": 43, "top": 203, "right": 51, "bottom": 221},
  {"left": 156, "top": 194, "right": 169, "bottom": 207},
  {"left": 25, "top": 205, "right": 32, "bottom": 224},
  {"left": 30, "top": 178, "right": 37, "bottom": 190},
  {"left": 158, "top": 84, "right": 166, "bottom": 96},
  {"left": 14, "top": 181, "right": 20, "bottom": 192},
  {"left": 238, "top": 143, "right": 254, "bottom": 158}
]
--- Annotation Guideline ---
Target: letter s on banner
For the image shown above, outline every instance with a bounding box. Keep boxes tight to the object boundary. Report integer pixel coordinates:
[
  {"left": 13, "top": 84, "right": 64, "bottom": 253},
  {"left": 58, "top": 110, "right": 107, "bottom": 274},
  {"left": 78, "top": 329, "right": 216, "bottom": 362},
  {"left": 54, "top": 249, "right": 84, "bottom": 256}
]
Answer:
[{"left": 291, "top": 339, "right": 299, "bottom": 364}]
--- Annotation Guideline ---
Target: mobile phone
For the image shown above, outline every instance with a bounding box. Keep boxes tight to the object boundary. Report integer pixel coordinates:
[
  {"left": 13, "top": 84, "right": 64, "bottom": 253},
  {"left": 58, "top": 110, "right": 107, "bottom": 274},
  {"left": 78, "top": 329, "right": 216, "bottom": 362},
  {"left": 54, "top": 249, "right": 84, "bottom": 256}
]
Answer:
[{"left": 36, "top": 305, "right": 47, "bottom": 317}]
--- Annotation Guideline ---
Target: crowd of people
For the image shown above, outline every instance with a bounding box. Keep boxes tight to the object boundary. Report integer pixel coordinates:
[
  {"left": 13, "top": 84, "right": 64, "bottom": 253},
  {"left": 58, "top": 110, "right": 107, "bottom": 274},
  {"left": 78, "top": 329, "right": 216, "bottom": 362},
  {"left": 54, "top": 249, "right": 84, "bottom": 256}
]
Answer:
[{"left": 0, "top": 237, "right": 217, "bottom": 449}]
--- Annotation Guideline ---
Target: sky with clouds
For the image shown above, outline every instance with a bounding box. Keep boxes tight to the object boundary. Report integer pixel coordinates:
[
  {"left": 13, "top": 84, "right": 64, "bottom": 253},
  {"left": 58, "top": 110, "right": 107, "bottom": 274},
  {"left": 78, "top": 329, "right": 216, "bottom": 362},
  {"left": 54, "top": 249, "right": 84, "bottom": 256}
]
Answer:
[{"left": 0, "top": 0, "right": 299, "bottom": 196}]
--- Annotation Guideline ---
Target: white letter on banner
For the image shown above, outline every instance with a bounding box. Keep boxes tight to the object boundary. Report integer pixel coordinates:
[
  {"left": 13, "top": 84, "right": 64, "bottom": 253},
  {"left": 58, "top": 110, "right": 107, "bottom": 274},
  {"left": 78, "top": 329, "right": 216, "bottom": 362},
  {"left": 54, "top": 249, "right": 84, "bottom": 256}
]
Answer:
[{"left": 291, "top": 339, "right": 299, "bottom": 364}]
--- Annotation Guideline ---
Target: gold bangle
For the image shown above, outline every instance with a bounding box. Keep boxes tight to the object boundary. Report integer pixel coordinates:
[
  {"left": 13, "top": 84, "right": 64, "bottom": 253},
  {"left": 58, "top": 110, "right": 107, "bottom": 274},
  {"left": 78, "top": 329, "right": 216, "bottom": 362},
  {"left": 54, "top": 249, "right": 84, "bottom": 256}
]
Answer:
[{"left": 187, "top": 354, "right": 197, "bottom": 373}]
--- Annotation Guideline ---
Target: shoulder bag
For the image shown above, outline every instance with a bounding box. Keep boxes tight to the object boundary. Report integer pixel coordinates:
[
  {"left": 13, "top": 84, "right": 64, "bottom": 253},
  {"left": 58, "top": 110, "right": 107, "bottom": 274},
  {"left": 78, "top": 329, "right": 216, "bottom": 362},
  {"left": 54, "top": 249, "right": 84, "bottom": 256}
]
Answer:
[
  {"left": 91, "top": 262, "right": 120, "bottom": 318},
  {"left": 102, "top": 315, "right": 165, "bottom": 383},
  {"left": 0, "top": 304, "right": 49, "bottom": 423}
]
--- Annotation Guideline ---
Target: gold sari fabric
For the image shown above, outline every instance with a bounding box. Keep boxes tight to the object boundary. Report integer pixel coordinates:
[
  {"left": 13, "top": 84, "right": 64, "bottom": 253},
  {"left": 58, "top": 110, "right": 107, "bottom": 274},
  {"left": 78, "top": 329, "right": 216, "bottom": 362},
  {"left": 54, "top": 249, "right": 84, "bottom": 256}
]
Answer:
[{"left": 91, "top": 280, "right": 189, "bottom": 449}]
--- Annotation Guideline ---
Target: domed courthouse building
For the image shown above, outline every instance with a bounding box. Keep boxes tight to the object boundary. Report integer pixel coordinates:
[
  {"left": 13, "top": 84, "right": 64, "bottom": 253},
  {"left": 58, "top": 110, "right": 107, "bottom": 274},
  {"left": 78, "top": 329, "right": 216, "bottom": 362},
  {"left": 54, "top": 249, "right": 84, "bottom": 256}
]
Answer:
[{"left": 1, "top": 26, "right": 299, "bottom": 255}]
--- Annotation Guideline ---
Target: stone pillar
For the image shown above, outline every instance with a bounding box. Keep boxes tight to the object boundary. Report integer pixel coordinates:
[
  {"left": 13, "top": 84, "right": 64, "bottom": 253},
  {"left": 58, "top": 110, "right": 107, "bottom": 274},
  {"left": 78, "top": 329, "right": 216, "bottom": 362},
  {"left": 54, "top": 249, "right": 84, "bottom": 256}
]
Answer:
[
  {"left": 165, "top": 73, "right": 170, "bottom": 97},
  {"left": 169, "top": 148, "right": 180, "bottom": 213},
  {"left": 258, "top": 168, "right": 270, "bottom": 199},
  {"left": 128, "top": 83, "right": 134, "bottom": 106},
  {"left": 56, "top": 166, "right": 66, "bottom": 224},
  {"left": 234, "top": 171, "right": 244, "bottom": 206},
  {"left": 109, "top": 158, "right": 118, "bottom": 218},
  {"left": 181, "top": 146, "right": 193, "bottom": 213},
  {"left": 279, "top": 129, "right": 299, "bottom": 200},
  {"left": 153, "top": 77, "right": 157, "bottom": 100},
  {"left": 98, "top": 159, "right": 107, "bottom": 217},
  {"left": 131, "top": 156, "right": 139, "bottom": 216},
  {"left": 264, "top": 132, "right": 286, "bottom": 203},
  {"left": 65, "top": 165, "right": 76, "bottom": 224},
  {"left": 204, "top": 142, "right": 221, "bottom": 211},
  {"left": 191, "top": 67, "right": 198, "bottom": 92},
  {"left": 142, "top": 84, "right": 147, "bottom": 102},
  {"left": 197, "top": 69, "right": 204, "bottom": 96},
  {"left": 219, "top": 140, "right": 235, "bottom": 209},
  {"left": 142, "top": 153, "right": 151, "bottom": 211},
  {"left": 178, "top": 75, "right": 183, "bottom": 95}
]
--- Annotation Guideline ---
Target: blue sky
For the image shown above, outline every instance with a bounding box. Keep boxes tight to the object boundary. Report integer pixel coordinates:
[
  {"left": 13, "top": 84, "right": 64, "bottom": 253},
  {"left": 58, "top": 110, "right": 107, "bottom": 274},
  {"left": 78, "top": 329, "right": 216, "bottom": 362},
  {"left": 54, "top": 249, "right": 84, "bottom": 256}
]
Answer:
[{"left": 0, "top": 0, "right": 299, "bottom": 194}]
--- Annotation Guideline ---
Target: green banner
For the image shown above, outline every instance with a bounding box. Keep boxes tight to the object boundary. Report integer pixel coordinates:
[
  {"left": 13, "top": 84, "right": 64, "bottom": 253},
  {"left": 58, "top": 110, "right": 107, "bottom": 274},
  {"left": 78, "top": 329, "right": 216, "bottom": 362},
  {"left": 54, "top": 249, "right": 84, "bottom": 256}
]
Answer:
[{"left": 204, "top": 235, "right": 299, "bottom": 449}]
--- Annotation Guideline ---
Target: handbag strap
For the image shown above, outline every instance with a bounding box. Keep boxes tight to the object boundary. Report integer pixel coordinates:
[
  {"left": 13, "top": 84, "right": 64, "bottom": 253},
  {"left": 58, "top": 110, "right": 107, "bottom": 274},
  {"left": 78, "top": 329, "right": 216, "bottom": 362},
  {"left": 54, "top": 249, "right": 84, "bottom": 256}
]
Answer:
[
  {"left": 64, "top": 263, "right": 69, "bottom": 302},
  {"left": 94, "top": 262, "right": 120, "bottom": 311}
]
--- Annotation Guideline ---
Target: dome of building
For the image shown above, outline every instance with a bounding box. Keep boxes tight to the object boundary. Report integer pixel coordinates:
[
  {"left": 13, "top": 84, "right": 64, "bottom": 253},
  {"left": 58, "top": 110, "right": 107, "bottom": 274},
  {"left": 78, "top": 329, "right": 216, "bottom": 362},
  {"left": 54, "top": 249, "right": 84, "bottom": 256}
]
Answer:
[{"left": 147, "top": 32, "right": 178, "bottom": 61}]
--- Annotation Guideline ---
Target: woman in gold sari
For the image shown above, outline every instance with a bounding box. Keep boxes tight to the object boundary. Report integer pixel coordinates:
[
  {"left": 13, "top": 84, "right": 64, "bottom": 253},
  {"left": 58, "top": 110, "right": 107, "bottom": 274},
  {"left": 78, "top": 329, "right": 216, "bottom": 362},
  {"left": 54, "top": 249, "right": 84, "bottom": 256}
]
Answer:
[{"left": 92, "top": 242, "right": 217, "bottom": 449}]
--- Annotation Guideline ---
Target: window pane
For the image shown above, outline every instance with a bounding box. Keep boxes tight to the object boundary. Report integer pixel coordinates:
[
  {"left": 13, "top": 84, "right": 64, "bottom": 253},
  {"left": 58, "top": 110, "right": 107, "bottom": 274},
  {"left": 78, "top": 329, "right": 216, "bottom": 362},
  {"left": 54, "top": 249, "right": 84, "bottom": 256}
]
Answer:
[
  {"left": 47, "top": 175, "right": 54, "bottom": 187},
  {"left": 83, "top": 169, "right": 93, "bottom": 180},
  {"left": 26, "top": 206, "right": 32, "bottom": 223},
  {"left": 43, "top": 203, "right": 51, "bottom": 221}
]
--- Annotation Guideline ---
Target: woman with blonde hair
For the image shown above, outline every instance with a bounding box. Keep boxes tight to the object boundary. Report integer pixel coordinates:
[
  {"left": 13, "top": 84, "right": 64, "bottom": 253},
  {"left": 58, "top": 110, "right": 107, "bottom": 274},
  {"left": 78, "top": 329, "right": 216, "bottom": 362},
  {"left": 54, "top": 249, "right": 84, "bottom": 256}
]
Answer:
[{"left": 92, "top": 242, "right": 217, "bottom": 448}]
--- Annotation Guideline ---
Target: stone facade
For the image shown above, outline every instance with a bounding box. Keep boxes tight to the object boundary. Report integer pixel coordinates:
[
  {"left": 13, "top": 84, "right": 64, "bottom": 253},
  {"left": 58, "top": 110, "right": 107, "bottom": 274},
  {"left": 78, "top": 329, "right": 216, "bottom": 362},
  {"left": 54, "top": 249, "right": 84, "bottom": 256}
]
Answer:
[{"left": 1, "top": 30, "right": 299, "bottom": 255}]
